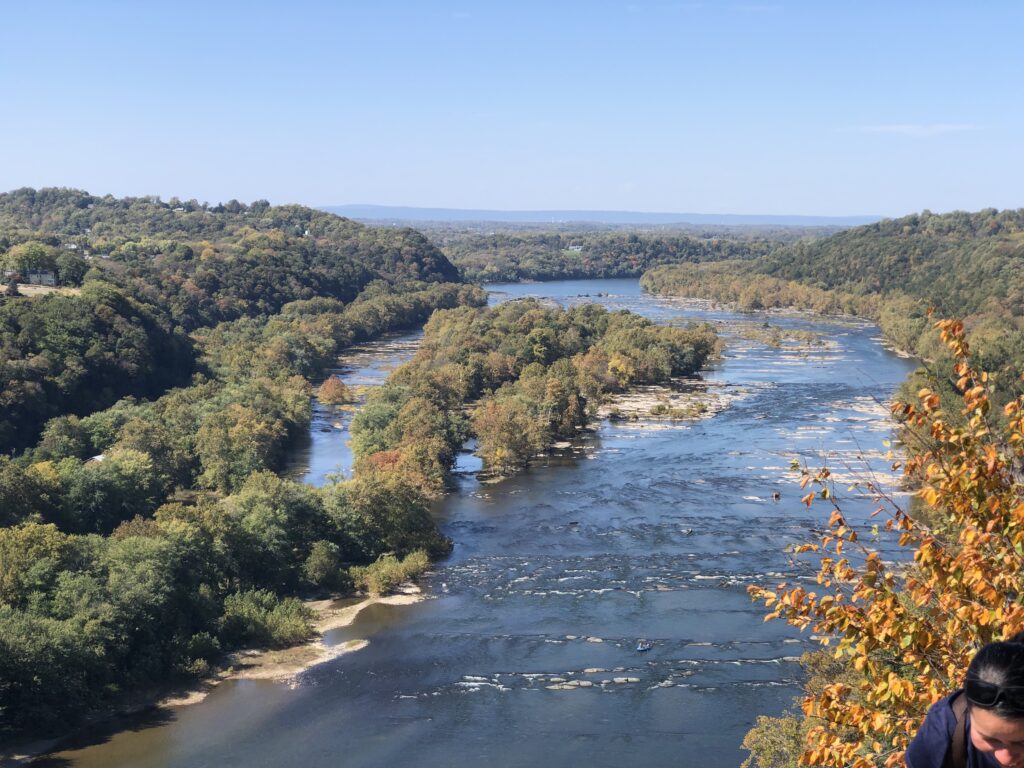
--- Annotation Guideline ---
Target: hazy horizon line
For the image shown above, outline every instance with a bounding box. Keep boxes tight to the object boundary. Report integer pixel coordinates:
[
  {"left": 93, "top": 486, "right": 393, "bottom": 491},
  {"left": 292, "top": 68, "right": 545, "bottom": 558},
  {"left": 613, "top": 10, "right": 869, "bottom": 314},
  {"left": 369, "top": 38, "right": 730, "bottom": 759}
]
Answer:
[{"left": 321, "top": 203, "right": 883, "bottom": 226}]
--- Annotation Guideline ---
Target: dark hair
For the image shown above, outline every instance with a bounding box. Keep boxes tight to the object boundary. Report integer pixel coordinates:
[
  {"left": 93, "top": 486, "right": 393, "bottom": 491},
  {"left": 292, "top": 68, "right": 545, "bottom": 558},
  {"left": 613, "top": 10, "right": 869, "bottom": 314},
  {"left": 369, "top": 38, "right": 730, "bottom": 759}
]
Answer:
[{"left": 966, "top": 631, "right": 1024, "bottom": 719}]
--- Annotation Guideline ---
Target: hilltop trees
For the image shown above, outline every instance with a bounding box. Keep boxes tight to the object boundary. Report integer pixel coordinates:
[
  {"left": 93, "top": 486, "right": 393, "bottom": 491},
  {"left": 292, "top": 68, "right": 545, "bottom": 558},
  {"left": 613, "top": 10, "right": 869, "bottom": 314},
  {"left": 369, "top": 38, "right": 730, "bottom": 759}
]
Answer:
[
  {"left": 0, "top": 189, "right": 468, "bottom": 454},
  {"left": 444, "top": 230, "right": 777, "bottom": 282}
]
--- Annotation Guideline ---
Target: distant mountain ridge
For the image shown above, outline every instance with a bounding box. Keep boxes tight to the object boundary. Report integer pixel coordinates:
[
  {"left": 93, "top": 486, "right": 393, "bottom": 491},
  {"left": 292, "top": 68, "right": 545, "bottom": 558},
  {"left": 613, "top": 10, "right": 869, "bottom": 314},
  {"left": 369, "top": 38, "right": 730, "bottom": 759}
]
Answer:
[{"left": 323, "top": 204, "right": 880, "bottom": 227}]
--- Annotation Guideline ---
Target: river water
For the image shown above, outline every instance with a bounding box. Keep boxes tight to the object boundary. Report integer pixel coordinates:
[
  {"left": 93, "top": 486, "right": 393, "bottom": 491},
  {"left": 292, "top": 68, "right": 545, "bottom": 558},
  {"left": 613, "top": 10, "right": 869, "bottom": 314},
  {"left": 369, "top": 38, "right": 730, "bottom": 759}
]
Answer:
[{"left": 45, "top": 279, "right": 918, "bottom": 768}]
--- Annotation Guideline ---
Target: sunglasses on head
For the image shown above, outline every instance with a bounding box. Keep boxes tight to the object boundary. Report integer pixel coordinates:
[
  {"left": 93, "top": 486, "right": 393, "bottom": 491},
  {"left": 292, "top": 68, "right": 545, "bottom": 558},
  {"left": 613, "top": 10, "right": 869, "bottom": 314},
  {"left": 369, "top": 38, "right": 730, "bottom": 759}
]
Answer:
[{"left": 965, "top": 678, "right": 1024, "bottom": 709}]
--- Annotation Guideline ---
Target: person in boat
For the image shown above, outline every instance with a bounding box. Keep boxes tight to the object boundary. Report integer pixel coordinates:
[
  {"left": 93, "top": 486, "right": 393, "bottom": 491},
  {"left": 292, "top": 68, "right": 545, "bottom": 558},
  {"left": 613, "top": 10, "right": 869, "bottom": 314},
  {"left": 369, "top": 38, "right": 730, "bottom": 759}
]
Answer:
[{"left": 906, "top": 632, "right": 1024, "bottom": 768}]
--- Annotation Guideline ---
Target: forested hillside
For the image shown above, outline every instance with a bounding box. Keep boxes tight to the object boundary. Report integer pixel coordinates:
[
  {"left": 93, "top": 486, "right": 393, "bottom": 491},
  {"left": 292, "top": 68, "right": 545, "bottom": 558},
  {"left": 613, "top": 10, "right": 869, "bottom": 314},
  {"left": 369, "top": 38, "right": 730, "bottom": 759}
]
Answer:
[
  {"left": 439, "top": 230, "right": 779, "bottom": 281},
  {"left": 0, "top": 188, "right": 462, "bottom": 453},
  {"left": 0, "top": 187, "right": 459, "bottom": 284},
  {"left": 642, "top": 208, "right": 1024, "bottom": 387}
]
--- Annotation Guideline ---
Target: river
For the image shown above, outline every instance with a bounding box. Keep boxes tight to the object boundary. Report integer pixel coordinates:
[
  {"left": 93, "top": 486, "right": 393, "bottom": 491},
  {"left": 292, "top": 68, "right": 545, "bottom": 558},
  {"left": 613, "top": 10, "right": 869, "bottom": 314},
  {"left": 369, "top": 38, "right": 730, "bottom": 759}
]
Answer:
[{"left": 44, "top": 278, "right": 918, "bottom": 768}]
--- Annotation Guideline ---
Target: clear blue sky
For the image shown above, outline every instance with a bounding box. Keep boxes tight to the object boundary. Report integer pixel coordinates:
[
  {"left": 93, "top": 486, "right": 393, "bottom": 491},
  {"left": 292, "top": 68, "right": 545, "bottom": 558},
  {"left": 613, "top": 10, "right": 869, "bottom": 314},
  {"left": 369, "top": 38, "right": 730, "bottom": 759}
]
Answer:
[{"left": 2, "top": 1, "right": 1021, "bottom": 216}]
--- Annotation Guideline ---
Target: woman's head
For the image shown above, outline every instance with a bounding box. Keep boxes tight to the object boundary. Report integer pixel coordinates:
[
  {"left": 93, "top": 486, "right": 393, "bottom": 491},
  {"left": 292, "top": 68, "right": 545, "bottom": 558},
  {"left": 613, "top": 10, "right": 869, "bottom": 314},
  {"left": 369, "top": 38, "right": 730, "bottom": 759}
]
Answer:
[
  {"left": 966, "top": 632, "right": 1024, "bottom": 719},
  {"left": 966, "top": 632, "right": 1024, "bottom": 768}
]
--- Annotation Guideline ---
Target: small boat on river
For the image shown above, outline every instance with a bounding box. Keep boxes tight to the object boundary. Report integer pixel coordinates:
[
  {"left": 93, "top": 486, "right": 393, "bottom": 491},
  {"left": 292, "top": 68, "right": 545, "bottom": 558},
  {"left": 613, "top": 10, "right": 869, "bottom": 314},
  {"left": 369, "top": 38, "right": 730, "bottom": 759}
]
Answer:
[{"left": 636, "top": 640, "right": 653, "bottom": 652}]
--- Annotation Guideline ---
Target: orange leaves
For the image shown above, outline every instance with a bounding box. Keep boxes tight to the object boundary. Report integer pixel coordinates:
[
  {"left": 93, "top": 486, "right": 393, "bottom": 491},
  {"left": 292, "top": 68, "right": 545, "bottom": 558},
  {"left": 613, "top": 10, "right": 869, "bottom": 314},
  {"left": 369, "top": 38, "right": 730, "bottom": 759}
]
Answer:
[
  {"left": 919, "top": 486, "right": 940, "bottom": 507},
  {"left": 917, "top": 388, "right": 941, "bottom": 412},
  {"left": 985, "top": 444, "right": 1001, "bottom": 475}
]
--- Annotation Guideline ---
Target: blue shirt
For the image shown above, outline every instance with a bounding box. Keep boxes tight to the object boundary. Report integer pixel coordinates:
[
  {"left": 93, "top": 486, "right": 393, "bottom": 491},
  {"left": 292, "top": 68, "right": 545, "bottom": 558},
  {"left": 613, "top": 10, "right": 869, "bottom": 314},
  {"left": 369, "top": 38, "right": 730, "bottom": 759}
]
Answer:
[{"left": 906, "top": 692, "right": 1000, "bottom": 768}]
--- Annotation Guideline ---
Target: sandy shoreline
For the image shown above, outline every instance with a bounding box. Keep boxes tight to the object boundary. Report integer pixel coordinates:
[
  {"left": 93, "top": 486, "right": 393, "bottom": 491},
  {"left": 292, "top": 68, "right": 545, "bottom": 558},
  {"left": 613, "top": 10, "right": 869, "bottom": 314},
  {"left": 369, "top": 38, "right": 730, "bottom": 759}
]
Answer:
[
  {"left": 161, "top": 585, "right": 424, "bottom": 706},
  {"left": 0, "top": 586, "right": 424, "bottom": 765}
]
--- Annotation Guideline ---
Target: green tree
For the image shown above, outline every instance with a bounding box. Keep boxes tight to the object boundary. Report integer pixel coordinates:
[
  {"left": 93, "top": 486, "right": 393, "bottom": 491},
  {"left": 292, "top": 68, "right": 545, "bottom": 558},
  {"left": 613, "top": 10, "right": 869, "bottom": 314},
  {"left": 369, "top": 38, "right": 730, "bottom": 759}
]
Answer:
[
  {"left": 196, "top": 404, "right": 287, "bottom": 492},
  {"left": 3, "top": 241, "right": 58, "bottom": 275},
  {"left": 323, "top": 474, "right": 450, "bottom": 561},
  {"left": 55, "top": 251, "right": 88, "bottom": 286},
  {"left": 304, "top": 540, "right": 342, "bottom": 588}
]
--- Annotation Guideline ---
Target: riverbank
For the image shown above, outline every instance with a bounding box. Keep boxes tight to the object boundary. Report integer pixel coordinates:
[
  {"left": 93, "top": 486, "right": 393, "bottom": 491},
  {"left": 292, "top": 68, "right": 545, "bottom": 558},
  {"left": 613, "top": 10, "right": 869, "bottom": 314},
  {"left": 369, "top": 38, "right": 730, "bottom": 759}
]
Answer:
[
  {"left": 164, "top": 585, "right": 424, "bottom": 704},
  {"left": 1, "top": 586, "right": 424, "bottom": 767}
]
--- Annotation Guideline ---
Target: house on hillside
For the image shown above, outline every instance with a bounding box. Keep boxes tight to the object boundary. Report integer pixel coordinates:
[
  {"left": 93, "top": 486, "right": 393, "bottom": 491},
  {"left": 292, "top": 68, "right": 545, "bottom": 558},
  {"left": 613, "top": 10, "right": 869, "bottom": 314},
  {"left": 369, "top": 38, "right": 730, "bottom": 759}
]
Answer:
[{"left": 26, "top": 271, "right": 56, "bottom": 286}]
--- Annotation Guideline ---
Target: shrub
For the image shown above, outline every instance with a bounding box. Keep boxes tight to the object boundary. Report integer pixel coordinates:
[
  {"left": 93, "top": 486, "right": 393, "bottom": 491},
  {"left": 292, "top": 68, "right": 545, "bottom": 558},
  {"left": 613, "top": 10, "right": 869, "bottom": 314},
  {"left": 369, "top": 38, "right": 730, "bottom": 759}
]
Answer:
[
  {"left": 219, "top": 589, "right": 314, "bottom": 649},
  {"left": 304, "top": 540, "right": 342, "bottom": 588},
  {"left": 174, "top": 632, "right": 221, "bottom": 677},
  {"left": 350, "top": 550, "right": 429, "bottom": 596}
]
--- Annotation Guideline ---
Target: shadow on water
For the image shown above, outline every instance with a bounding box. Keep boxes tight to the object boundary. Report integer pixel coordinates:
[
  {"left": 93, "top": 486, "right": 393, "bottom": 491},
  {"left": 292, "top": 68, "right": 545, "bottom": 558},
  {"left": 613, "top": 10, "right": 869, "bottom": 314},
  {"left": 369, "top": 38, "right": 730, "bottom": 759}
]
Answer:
[{"left": 25, "top": 708, "right": 175, "bottom": 767}]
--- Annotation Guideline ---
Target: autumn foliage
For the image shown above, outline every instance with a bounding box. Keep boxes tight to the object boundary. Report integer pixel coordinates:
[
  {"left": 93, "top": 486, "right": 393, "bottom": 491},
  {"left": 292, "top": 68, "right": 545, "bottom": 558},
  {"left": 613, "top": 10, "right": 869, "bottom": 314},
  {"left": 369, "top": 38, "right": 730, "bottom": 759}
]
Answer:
[
  {"left": 317, "top": 375, "right": 352, "bottom": 405},
  {"left": 751, "top": 319, "right": 1024, "bottom": 767}
]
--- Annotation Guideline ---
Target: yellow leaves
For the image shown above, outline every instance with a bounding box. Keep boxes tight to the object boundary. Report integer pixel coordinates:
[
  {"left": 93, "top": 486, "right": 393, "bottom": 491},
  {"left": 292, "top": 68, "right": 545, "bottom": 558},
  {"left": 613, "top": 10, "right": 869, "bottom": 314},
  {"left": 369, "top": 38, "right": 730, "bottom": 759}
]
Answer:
[
  {"left": 967, "top": 385, "right": 987, "bottom": 400},
  {"left": 802, "top": 492, "right": 815, "bottom": 507},
  {"left": 796, "top": 543, "right": 820, "bottom": 553},
  {"left": 1013, "top": 502, "right": 1024, "bottom": 525}
]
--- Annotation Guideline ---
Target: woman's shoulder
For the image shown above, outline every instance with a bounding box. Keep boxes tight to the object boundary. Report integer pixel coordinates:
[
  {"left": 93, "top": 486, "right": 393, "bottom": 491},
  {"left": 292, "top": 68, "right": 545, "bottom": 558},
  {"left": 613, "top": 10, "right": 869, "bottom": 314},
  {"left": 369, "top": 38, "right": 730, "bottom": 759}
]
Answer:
[{"left": 905, "top": 692, "right": 963, "bottom": 768}]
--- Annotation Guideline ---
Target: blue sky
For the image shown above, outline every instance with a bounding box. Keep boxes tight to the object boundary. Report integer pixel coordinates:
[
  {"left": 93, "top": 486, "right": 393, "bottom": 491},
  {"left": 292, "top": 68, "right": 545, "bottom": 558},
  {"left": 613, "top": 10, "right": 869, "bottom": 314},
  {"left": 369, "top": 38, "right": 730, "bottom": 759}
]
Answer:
[{"left": 1, "top": 1, "right": 1021, "bottom": 216}]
